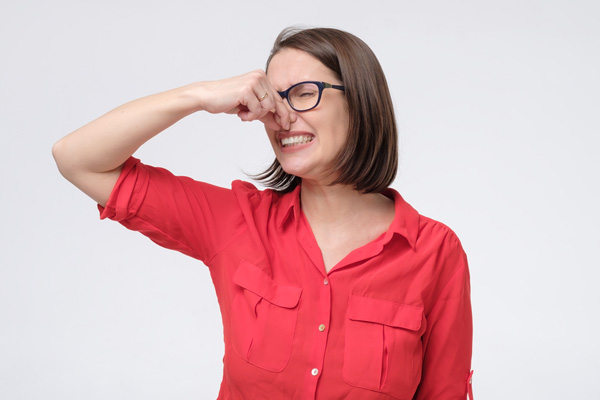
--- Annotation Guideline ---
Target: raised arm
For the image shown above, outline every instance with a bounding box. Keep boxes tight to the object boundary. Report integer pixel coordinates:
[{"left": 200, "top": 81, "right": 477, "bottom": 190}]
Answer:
[{"left": 52, "top": 71, "right": 289, "bottom": 206}]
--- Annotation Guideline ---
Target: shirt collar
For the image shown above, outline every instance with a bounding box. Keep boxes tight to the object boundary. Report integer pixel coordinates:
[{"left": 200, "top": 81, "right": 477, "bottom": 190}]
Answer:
[
  {"left": 276, "top": 186, "right": 419, "bottom": 249},
  {"left": 275, "top": 185, "right": 302, "bottom": 229},
  {"left": 381, "top": 188, "right": 419, "bottom": 250}
]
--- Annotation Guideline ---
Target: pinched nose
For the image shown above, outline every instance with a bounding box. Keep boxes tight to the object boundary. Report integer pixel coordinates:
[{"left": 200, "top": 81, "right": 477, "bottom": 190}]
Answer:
[
  {"left": 289, "top": 111, "right": 298, "bottom": 125},
  {"left": 276, "top": 110, "right": 298, "bottom": 132}
]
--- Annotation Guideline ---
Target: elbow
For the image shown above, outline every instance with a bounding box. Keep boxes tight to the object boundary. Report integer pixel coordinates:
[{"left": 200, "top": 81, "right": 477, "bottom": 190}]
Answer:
[
  {"left": 52, "top": 139, "right": 66, "bottom": 172},
  {"left": 52, "top": 138, "right": 75, "bottom": 180},
  {"left": 51, "top": 139, "right": 63, "bottom": 164}
]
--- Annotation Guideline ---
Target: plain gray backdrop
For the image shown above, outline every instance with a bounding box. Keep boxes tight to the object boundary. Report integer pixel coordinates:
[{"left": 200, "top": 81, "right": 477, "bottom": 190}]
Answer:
[{"left": 1, "top": 0, "right": 599, "bottom": 399}]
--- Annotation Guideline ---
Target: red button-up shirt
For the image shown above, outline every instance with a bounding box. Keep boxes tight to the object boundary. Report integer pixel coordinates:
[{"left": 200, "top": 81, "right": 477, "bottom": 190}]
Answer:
[{"left": 99, "top": 157, "right": 473, "bottom": 400}]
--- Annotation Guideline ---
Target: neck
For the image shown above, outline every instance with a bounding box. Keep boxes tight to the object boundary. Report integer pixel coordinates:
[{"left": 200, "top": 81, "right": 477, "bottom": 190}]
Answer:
[{"left": 300, "top": 180, "right": 388, "bottom": 224}]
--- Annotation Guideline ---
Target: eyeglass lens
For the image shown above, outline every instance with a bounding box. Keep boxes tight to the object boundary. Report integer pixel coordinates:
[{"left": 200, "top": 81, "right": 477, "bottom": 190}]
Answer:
[{"left": 288, "top": 83, "right": 320, "bottom": 111}]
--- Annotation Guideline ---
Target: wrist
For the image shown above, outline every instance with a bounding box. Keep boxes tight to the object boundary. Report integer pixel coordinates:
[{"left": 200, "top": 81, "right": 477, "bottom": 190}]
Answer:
[{"left": 179, "top": 81, "right": 209, "bottom": 113}]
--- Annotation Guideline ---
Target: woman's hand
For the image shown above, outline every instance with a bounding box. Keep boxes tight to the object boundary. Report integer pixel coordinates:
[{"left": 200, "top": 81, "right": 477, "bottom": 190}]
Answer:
[{"left": 198, "top": 70, "right": 290, "bottom": 131}]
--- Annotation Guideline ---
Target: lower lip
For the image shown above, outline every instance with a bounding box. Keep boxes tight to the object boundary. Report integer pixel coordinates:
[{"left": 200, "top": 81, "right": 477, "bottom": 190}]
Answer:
[{"left": 280, "top": 139, "right": 315, "bottom": 153}]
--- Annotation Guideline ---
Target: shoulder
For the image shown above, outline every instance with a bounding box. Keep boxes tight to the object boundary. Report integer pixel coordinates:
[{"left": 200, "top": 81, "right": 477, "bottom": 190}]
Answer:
[
  {"left": 231, "top": 180, "right": 292, "bottom": 208},
  {"left": 231, "top": 180, "right": 298, "bottom": 227},
  {"left": 418, "top": 214, "right": 464, "bottom": 250},
  {"left": 388, "top": 187, "right": 464, "bottom": 255},
  {"left": 413, "top": 213, "right": 469, "bottom": 277},
  {"left": 413, "top": 214, "right": 471, "bottom": 309}
]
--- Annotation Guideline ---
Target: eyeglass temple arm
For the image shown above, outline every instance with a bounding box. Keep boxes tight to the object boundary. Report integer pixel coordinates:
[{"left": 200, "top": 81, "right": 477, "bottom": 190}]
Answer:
[{"left": 323, "top": 82, "right": 345, "bottom": 92}]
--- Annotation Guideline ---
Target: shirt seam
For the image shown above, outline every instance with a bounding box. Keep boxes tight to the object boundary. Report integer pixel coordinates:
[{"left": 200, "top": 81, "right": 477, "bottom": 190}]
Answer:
[
  {"left": 427, "top": 263, "right": 468, "bottom": 316},
  {"left": 205, "top": 226, "right": 248, "bottom": 266},
  {"left": 130, "top": 214, "right": 203, "bottom": 259}
]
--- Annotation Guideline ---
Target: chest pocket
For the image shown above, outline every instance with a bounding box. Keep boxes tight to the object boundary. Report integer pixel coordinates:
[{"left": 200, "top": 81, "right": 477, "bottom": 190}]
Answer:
[
  {"left": 343, "top": 295, "right": 425, "bottom": 399},
  {"left": 230, "top": 260, "right": 302, "bottom": 372}
]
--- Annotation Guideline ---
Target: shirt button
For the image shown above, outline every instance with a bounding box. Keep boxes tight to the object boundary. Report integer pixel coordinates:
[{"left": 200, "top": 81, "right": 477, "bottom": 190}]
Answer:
[
  {"left": 323, "top": 278, "right": 329, "bottom": 285},
  {"left": 318, "top": 324, "right": 326, "bottom": 332},
  {"left": 311, "top": 368, "right": 319, "bottom": 376}
]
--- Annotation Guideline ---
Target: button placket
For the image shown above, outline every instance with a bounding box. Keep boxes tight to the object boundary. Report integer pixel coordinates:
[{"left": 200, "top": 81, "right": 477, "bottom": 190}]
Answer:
[{"left": 305, "top": 273, "right": 332, "bottom": 393}]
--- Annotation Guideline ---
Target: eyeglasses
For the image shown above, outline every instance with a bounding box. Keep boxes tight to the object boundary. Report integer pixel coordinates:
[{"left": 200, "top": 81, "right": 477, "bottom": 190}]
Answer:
[{"left": 277, "top": 81, "right": 345, "bottom": 112}]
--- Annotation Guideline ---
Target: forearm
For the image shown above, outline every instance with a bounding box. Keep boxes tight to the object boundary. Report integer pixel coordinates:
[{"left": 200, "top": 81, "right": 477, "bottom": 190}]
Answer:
[{"left": 53, "top": 82, "right": 204, "bottom": 176}]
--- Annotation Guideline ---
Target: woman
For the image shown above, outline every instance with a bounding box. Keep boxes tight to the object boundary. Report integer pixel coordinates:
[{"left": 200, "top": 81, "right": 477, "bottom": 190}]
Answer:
[{"left": 53, "top": 27, "right": 473, "bottom": 400}]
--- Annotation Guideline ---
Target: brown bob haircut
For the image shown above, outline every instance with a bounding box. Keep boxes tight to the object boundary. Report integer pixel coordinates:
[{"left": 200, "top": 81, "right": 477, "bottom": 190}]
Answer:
[{"left": 255, "top": 27, "right": 398, "bottom": 193}]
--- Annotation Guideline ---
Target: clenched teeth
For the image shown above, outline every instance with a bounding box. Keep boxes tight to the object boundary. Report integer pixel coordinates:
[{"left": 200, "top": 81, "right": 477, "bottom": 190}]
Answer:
[{"left": 281, "top": 135, "right": 314, "bottom": 147}]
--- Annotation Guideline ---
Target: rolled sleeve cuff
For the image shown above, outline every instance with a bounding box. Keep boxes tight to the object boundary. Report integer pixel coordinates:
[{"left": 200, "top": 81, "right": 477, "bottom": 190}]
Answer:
[{"left": 98, "top": 157, "right": 148, "bottom": 221}]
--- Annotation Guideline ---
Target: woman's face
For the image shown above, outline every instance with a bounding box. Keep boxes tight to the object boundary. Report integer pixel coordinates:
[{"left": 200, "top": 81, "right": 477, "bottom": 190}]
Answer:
[{"left": 265, "top": 48, "right": 349, "bottom": 185}]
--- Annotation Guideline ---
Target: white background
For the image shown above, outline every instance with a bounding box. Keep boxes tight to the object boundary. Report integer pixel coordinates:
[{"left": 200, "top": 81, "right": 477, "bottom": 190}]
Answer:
[{"left": 1, "top": 1, "right": 599, "bottom": 399}]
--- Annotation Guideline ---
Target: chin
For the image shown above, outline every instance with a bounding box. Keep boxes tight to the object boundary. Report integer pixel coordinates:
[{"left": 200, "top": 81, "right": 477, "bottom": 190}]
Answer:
[
  {"left": 281, "top": 164, "right": 334, "bottom": 185},
  {"left": 279, "top": 164, "right": 309, "bottom": 178}
]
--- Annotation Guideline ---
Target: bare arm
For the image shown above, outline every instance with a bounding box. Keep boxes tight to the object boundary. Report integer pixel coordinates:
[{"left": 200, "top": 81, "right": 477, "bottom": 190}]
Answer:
[{"left": 52, "top": 71, "right": 289, "bottom": 206}]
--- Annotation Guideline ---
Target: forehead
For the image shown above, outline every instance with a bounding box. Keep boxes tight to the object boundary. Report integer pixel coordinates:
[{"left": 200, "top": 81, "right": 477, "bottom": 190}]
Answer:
[{"left": 267, "top": 48, "right": 337, "bottom": 89}]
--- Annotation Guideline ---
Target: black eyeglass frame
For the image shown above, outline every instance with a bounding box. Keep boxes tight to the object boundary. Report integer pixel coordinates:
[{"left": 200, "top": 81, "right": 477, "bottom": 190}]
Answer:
[{"left": 277, "top": 81, "right": 345, "bottom": 112}]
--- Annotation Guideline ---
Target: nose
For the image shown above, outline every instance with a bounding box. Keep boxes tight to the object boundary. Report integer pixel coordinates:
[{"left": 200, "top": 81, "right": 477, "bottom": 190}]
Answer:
[
  {"left": 280, "top": 99, "right": 298, "bottom": 127},
  {"left": 276, "top": 100, "right": 298, "bottom": 131}
]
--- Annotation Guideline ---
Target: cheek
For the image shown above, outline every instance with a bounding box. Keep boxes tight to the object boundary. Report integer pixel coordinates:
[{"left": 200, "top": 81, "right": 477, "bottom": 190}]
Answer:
[{"left": 332, "top": 108, "right": 350, "bottom": 145}]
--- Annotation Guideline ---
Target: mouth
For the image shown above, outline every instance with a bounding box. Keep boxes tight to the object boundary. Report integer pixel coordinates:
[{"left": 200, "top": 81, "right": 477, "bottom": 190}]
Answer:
[{"left": 280, "top": 135, "right": 315, "bottom": 147}]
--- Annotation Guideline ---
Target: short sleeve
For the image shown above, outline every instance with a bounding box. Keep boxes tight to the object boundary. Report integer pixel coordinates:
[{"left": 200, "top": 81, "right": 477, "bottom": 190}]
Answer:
[
  {"left": 98, "top": 157, "right": 246, "bottom": 264},
  {"left": 414, "top": 236, "right": 473, "bottom": 400}
]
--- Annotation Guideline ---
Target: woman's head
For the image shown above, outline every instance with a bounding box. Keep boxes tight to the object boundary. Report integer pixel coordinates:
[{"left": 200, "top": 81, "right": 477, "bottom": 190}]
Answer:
[{"left": 258, "top": 27, "right": 398, "bottom": 193}]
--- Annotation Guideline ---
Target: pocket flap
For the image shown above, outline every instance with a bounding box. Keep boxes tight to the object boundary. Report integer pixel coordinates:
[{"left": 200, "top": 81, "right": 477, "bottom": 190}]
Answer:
[
  {"left": 233, "top": 261, "right": 302, "bottom": 308},
  {"left": 347, "top": 295, "right": 423, "bottom": 331}
]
